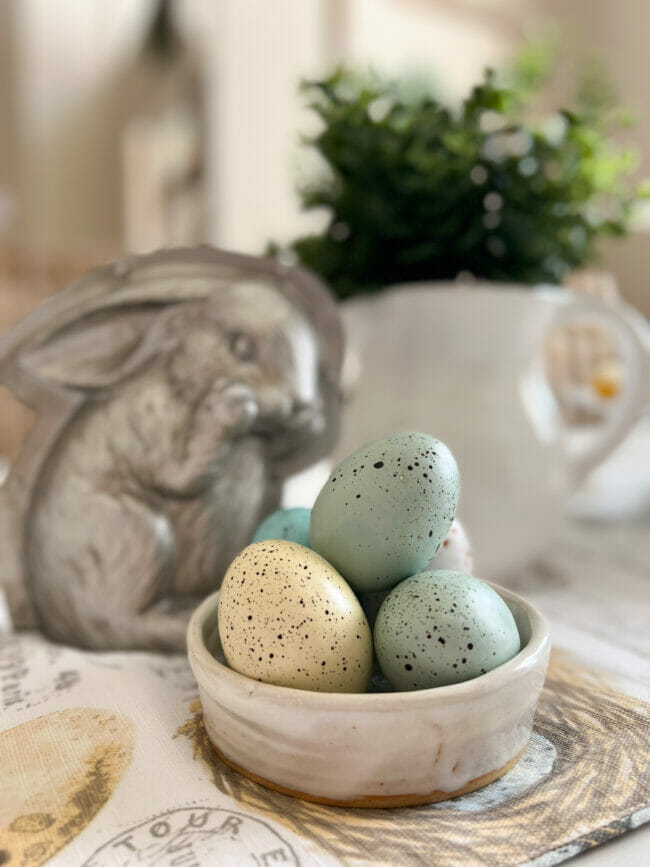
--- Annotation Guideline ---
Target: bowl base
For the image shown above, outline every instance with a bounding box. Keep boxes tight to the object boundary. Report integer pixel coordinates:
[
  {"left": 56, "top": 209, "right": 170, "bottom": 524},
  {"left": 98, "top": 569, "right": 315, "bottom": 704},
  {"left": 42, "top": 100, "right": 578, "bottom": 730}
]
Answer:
[{"left": 209, "top": 741, "right": 527, "bottom": 809}]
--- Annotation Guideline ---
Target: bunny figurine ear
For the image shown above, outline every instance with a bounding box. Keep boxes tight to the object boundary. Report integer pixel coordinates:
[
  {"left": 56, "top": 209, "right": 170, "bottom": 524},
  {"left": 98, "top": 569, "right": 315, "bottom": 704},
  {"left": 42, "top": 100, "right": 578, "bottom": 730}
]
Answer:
[
  {"left": 19, "top": 308, "right": 168, "bottom": 391},
  {"left": 0, "top": 246, "right": 343, "bottom": 384}
]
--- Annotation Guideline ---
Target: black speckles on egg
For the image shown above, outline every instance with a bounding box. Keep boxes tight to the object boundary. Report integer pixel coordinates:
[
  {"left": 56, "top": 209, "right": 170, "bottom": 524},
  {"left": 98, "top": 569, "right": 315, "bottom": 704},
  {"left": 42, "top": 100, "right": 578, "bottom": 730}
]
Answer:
[
  {"left": 310, "top": 433, "right": 460, "bottom": 593},
  {"left": 373, "top": 569, "right": 521, "bottom": 691},
  {"left": 217, "top": 540, "right": 373, "bottom": 693}
]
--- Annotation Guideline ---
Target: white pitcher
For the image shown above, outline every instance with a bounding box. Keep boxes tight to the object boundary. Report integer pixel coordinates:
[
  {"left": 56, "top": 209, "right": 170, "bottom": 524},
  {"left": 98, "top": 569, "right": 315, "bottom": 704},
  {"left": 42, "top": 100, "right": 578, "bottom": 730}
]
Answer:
[{"left": 335, "top": 283, "right": 650, "bottom": 578}]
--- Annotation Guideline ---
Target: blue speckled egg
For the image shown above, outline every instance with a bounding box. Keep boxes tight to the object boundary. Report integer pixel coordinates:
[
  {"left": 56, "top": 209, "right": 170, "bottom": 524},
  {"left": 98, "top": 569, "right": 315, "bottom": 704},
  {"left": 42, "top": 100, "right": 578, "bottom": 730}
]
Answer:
[
  {"left": 310, "top": 432, "right": 459, "bottom": 592},
  {"left": 374, "top": 570, "right": 521, "bottom": 690},
  {"left": 251, "top": 507, "right": 311, "bottom": 548}
]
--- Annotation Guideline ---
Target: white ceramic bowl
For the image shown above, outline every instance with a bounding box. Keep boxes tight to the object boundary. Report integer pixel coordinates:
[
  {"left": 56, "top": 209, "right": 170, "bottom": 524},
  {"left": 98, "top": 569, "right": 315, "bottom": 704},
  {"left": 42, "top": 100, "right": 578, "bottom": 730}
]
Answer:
[{"left": 187, "top": 583, "right": 550, "bottom": 808}]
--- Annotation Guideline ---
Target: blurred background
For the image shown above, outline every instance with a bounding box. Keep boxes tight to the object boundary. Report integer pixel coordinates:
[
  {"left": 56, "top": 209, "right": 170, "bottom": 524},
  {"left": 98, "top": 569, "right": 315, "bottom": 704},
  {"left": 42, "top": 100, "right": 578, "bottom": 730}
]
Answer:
[
  {"left": 1, "top": 0, "right": 649, "bottom": 283},
  {"left": 0, "top": 0, "right": 648, "bottom": 464}
]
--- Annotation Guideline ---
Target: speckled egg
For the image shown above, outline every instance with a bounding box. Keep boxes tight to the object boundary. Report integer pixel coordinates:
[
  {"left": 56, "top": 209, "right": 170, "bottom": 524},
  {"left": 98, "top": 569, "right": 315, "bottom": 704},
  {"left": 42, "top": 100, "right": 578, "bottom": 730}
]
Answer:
[
  {"left": 426, "top": 518, "right": 473, "bottom": 574},
  {"left": 251, "top": 507, "right": 311, "bottom": 548},
  {"left": 217, "top": 540, "right": 373, "bottom": 693},
  {"left": 374, "top": 570, "right": 521, "bottom": 691},
  {"left": 360, "top": 514, "right": 472, "bottom": 629},
  {"left": 310, "top": 432, "right": 460, "bottom": 592}
]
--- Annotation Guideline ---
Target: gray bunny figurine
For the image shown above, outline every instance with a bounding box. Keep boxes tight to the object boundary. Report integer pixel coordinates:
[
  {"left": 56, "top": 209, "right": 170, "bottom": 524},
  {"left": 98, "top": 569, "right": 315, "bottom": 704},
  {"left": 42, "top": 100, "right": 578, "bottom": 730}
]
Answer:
[{"left": 0, "top": 247, "right": 342, "bottom": 651}]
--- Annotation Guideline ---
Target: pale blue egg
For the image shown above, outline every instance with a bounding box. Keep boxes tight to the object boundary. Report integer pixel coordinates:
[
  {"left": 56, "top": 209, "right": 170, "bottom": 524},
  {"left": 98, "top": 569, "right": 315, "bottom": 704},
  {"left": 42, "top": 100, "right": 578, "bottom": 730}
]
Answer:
[
  {"left": 310, "top": 432, "right": 459, "bottom": 592},
  {"left": 251, "top": 507, "right": 311, "bottom": 548},
  {"left": 374, "top": 570, "right": 521, "bottom": 690}
]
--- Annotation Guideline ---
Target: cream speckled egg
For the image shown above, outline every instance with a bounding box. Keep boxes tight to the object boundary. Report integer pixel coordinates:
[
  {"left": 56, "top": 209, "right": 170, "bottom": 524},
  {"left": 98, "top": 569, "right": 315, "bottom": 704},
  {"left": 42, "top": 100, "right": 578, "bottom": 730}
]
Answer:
[
  {"left": 426, "top": 518, "right": 473, "bottom": 573},
  {"left": 374, "top": 570, "right": 520, "bottom": 691},
  {"left": 217, "top": 540, "right": 373, "bottom": 693},
  {"left": 311, "top": 432, "right": 460, "bottom": 593}
]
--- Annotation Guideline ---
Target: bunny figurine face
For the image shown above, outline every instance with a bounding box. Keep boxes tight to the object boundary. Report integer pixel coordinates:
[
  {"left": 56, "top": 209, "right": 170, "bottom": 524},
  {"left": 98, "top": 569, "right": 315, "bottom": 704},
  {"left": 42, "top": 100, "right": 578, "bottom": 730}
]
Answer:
[
  {"left": 0, "top": 248, "right": 343, "bottom": 651},
  {"left": 161, "top": 283, "right": 328, "bottom": 471}
]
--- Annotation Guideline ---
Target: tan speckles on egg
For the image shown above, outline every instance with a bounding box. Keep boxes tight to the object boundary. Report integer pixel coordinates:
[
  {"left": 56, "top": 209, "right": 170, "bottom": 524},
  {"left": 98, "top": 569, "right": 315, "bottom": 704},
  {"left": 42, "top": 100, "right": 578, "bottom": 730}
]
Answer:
[{"left": 217, "top": 540, "right": 373, "bottom": 693}]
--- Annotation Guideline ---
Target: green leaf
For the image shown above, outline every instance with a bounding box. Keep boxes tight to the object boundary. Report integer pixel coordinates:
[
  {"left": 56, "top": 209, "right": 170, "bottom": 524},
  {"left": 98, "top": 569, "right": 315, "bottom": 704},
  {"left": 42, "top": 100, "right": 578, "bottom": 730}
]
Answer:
[{"left": 272, "top": 48, "right": 646, "bottom": 298}]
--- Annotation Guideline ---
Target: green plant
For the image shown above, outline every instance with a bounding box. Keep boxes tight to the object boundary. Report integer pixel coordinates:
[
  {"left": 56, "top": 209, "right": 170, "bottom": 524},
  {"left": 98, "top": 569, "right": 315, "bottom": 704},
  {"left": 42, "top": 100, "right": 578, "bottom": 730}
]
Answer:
[{"left": 276, "top": 49, "right": 646, "bottom": 299}]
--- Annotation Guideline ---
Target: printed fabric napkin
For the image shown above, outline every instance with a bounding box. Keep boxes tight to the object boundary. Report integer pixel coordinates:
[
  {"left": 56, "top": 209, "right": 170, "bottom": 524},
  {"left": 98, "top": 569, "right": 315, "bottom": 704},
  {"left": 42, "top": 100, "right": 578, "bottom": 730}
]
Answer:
[{"left": 1, "top": 629, "right": 648, "bottom": 867}]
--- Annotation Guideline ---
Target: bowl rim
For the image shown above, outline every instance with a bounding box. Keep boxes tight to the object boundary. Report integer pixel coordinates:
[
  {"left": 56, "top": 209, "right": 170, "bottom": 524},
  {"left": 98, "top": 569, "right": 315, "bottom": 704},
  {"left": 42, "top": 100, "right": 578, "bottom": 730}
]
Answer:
[{"left": 187, "top": 581, "right": 549, "bottom": 709}]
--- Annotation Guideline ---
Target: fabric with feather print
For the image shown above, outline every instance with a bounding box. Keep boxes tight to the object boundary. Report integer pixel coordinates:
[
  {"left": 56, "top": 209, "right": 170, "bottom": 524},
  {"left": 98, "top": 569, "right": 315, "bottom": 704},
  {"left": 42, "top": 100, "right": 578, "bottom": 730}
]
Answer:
[
  {"left": 1, "top": 633, "right": 647, "bottom": 867},
  {"left": 1, "top": 512, "right": 649, "bottom": 866}
]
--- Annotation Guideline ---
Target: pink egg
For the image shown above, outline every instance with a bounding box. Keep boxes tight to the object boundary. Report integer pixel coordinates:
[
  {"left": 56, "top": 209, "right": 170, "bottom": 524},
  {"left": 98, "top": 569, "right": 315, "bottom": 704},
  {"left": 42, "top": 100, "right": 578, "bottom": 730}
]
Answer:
[{"left": 425, "top": 518, "right": 473, "bottom": 574}]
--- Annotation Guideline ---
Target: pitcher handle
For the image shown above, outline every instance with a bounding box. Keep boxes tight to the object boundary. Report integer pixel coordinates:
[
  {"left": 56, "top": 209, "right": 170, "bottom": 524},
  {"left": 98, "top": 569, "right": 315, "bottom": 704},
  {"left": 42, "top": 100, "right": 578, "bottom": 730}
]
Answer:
[{"left": 541, "top": 289, "right": 650, "bottom": 487}]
